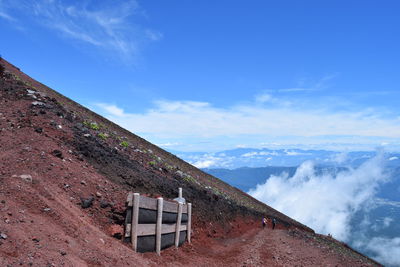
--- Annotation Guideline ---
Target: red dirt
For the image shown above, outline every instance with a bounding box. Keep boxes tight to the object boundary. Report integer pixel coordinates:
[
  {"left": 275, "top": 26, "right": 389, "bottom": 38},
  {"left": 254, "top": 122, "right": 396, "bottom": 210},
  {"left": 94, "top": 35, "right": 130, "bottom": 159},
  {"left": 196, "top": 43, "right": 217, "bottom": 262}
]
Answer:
[{"left": 0, "top": 58, "right": 381, "bottom": 266}]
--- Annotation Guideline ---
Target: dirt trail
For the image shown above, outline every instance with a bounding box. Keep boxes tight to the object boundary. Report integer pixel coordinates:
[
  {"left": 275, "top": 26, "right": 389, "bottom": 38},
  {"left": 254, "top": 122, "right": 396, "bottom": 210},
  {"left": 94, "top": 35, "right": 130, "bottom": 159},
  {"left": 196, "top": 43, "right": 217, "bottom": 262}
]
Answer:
[
  {"left": 230, "top": 228, "right": 373, "bottom": 266},
  {"left": 149, "top": 226, "right": 376, "bottom": 267}
]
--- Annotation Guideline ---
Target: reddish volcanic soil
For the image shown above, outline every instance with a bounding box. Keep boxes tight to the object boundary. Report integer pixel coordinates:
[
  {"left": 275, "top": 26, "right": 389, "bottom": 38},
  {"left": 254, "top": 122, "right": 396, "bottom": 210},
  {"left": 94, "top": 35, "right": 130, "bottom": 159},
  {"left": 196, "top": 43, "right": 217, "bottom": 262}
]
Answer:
[{"left": 0, "top": 59, "right": 381, "bottom": 266}]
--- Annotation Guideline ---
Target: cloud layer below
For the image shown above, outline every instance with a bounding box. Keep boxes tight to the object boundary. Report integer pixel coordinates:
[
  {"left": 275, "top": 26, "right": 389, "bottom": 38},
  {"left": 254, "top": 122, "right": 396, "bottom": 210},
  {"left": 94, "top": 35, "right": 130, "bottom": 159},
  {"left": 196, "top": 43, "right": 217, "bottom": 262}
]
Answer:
[
  {"left": 247, "top": 153, "right": 400, "bottom": 266},
  {"left": 248, "top": 153, "right": 388, "bottom": 240}
]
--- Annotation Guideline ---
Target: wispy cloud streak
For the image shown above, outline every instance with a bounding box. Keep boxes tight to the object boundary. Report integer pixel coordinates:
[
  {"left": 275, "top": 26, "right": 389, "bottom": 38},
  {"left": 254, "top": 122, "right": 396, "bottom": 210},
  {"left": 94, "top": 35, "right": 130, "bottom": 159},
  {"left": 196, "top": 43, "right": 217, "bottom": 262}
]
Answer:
[{"left": 1, "top": 0, "right": 161, "bottom": 61}]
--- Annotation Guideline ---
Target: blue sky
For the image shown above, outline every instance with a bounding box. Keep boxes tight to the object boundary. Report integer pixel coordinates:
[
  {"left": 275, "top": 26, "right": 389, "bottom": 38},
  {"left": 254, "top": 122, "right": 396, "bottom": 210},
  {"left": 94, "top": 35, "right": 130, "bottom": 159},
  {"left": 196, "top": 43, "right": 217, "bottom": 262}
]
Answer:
[{"left": 1, "top": 0, "right": 400, "bottom": 152}]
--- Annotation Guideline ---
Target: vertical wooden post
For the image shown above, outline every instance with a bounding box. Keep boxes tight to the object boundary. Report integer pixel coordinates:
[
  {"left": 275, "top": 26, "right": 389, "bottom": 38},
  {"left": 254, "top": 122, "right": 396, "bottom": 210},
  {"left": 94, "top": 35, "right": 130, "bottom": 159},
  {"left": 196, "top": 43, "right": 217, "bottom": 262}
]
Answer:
[
  {"left": 175, "top": 202, "right": 183, "bottom": 247},
  {"left": 124, "top": 192, "right": 133, "bottom": 238},
  {"left": 156, "top": 197, "right": 163, "bottom": 255},
  {"left": 131, "top": 193, "right": 140, "bottom": 252},
  {"left": 187, "top": 203, "right": 192, "bottom": 243},
  {"left": 178, "top": 187, "right": 182, "bottom": 199}
]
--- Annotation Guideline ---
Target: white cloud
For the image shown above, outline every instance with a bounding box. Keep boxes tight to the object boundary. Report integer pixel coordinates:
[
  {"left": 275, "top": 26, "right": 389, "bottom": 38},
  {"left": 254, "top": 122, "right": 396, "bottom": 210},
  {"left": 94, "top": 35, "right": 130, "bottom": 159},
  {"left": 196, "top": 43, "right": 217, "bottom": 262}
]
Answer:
[
  {"left": 0, "top": 10, "right": 14, "bottom": 21},
  {"left": 242, "top": 151, "right": 279, "bottom": 158},
  {"left": 145, "top": 29, "right": 163, "bottom": 41},
  {"left": 248, "top": 152, "right": 388, "bottom": 241},
  {"left": 190, "top": 153, "right": 233, "bottom": 168},
  {"left": 192, "top": 159, "right": 217, "bottom": 168},
  {"left": 363, "top": 237, "right": 400, "bottom": 266},
  {"left": 93, "top": 99, "right": 400, "bottom": 151},
  {"left": 285, "top": 150, "right": 311, "bottom": 156},
  {"left": 371, "top": 216, "right": 394, "bottom": 232},
  {"left": 255, "top": 93, "right": 274, "bottom": 103},
  {"left": 374, "top": 198, "right": 400, "bottom": 208},
  {"left": 95, "top": 103, "right": 125, "bottom": 117},
  {"left": 156, "top": 142, "right": 180, "bottom": 148},
  {"left": 1, "top": 0, "right": 160, "bottom": 60},
  {"left": 0, "top": 0, "right": 15, "bottom": 21},
  {"left": 241, "top": 152, "right": 257, "bottom": 157},
  {"left": 382, "top": 217, "right": 393, "bottom": 228},
  {"left": 389, "top": 156, "right": 398, "bottom": 161},
  {"left": 265, "top": 74, "right": 338, "bottom": 94},
  {"left": 331, "top": 152, "right": 348, "bottom": 164}
]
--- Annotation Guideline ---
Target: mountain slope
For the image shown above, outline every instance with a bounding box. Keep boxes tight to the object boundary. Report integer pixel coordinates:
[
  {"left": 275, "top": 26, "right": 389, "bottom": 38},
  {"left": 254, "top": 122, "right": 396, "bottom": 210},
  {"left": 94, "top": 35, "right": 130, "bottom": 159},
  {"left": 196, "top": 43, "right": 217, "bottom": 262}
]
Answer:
[{"left": 0, "top": 58, "right": 380, "bottom": 266}]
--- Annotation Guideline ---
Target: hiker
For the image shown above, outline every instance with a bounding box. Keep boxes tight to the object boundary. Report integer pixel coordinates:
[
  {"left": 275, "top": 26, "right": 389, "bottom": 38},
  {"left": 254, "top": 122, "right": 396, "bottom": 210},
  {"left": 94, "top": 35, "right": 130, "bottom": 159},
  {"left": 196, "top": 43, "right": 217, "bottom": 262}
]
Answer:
[
  {"left": 262, "top": 217, "right": 267, "bottom": 228},
  {"left": 272, "top": 218, "right": 276, "bottom": 230}
]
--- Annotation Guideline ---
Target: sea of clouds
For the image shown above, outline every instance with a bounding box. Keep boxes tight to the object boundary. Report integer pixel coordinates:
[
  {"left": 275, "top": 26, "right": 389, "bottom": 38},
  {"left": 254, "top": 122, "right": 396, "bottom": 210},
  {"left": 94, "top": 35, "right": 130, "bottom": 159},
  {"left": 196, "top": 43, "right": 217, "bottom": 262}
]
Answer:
[{"left": 248, "top": 151, "right": 400, "bottom": 266}]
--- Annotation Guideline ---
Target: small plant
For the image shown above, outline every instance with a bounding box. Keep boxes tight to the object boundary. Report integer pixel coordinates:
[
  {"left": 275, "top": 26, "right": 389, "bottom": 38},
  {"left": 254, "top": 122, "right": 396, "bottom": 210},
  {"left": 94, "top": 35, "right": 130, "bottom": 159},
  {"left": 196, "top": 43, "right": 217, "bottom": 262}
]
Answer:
[
  {"left": 183, "top": 174, "right": 197, "bottom": 184},
  {"left": 151, "top": 154, "right": 162, "bottom": 162},
  {"left": 98, "top": 133, "right": 108, "bottom": 140},
  {"left": 164, "top": 164, "right": 174, "bottom": 171},
  {"left": 83, "top": 121, "right": 100, "bottom": 130},
  {"left": 120, "top": 141, "right": 129, "bottom": 148},
  {"left": 148, "top": 160, "right": 157, "bottom": 166}
]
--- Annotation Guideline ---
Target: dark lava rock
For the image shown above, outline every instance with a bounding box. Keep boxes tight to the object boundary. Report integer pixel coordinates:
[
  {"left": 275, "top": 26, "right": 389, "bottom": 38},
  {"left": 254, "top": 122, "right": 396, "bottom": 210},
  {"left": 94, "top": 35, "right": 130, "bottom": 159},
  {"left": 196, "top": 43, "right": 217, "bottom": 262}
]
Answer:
[
  {"left": 65, "top": 113, "right": 75, "bottom": 122},
  {"left": 80, "top": 196, "right": 94, "bottom": 209},
  {"left": 100, "top": 200, "right": 110, "bottom": 209},
  {"left": 51, "top": 149, "right": 63, "bottom": 159},
  {"left": 34, "top": 127, "right": 43, "bottom": 133}
]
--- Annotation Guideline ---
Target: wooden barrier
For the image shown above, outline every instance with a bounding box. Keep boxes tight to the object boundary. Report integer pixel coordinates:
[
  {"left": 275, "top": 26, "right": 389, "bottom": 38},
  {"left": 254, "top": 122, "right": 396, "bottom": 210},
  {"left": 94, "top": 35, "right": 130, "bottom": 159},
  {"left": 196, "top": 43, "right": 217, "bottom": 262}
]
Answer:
[{"left": 124, "top": 189, "right": 192, "bottom": 255}]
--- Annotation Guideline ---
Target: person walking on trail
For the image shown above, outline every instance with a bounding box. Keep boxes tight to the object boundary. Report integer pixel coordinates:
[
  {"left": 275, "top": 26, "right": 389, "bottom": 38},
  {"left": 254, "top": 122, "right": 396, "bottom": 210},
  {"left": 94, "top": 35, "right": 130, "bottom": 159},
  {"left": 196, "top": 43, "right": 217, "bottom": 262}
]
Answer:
[
  {"left": 262, "top": 217, "right": 267, "bottom": 229},
  {"left": 272, "top": 218, "right": 276, "bottom": 230}
]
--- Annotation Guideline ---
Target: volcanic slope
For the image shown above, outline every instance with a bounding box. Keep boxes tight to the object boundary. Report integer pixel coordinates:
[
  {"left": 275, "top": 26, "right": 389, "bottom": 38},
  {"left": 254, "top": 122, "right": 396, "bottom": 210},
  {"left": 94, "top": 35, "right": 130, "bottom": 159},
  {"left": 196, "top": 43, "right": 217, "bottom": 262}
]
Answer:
[{"left": 0, "top": 58, "right": 380, "bottom": 266}]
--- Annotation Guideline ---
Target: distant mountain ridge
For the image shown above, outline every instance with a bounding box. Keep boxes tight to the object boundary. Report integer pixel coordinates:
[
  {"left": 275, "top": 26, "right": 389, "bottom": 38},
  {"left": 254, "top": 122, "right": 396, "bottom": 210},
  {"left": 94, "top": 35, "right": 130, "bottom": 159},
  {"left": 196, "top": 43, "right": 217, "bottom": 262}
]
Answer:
[{"left": 203, "top": 167, "right": 296, "bottom": 192}]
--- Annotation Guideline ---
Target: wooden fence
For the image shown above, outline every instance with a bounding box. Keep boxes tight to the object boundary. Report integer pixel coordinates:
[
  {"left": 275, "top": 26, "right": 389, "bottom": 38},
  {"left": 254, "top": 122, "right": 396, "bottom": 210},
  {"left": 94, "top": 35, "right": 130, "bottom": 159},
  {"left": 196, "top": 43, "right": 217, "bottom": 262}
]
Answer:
[{"left": 124, "top": 190, "right": 192, "bottom": 255}]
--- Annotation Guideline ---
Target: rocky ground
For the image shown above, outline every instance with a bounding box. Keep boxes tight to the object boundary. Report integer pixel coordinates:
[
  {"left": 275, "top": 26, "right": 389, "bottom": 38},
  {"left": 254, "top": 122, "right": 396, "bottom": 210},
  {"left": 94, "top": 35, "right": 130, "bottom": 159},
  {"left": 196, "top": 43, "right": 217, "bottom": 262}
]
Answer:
[{"left": 0, "top": 58, "right": 381, "bottom": 266}]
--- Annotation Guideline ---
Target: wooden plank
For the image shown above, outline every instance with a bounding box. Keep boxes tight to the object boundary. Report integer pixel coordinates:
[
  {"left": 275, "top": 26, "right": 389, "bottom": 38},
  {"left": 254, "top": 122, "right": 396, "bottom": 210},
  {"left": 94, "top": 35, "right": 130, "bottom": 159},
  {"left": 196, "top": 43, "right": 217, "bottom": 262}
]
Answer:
[
  {"left": 182, "top": 204, "right": 188, "bottom": 214},
  {"left": 131, "top": 193, "right": 140, "bottom": 251},
  {"left": 138, "top": 195, "right": 157, "bottom": 210},
  {"left": 124, "top": 192, "right": 133, "bottom": 238},
  {"left": 175, "top": 202, "right": 183, "bottom": 247},
  {"left": 138, "top": 195, "right": 188, "bottom": 213},
  {"left": 125, "top": 224, "right": 131, "bottom": 238},
  {"left": 136, "top": 224, "right": 187, "bottom": 236},
  {"left": 156, "top": 197, "right": 163, "bottom": 256},
  {"left": 164, "top": 200, "right": 179, "bottom": 213},
  {"left": 126, "top": 192, "right": 133, "bottom": 207},
  {"left": 187, "top": 203, "right": 192, "bottom": 243}
]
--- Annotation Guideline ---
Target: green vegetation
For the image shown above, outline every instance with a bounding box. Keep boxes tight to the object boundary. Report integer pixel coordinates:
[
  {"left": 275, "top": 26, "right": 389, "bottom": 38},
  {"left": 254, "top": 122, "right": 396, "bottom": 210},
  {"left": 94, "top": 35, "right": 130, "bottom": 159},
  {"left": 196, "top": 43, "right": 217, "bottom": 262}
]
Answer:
[
  {"left": 148, "top": 160, "right": 157, "bottom": 166},
  {"left": 164, "top": 163, "right": 175, "bottom": 171},
  {"left": 183, "top": 174, "right": 197, "bottom": 184},
  {"left": 83, "top": 121, "right": 100, "bottom": 130},
  {"left": 151, "top": 154, "right": 163, "bottom": 163},
  {"left": 98, "top": 133, "right": 108, "bottom": 140},
  {"left": 120, "top": 141, "right": 129, "bottom": 148}
]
